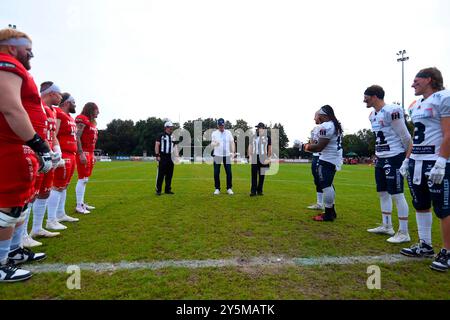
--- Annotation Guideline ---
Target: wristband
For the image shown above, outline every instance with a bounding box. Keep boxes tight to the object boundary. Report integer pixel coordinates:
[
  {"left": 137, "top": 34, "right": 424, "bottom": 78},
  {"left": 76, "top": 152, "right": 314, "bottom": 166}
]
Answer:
[{"left": 26, "top": 133, "right": 50, "bottom": 154}]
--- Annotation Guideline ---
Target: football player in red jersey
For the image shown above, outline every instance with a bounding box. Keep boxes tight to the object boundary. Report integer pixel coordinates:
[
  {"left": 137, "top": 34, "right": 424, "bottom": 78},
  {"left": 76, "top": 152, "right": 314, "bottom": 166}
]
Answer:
[
  {"left": 24, "top": 82, "right": 77, "bottom": 247},
  {"left": 46, "top": 93, "right": 79, "bottom": 231},
  {"left": 75, "top": 103, "right": 99, "bottom": 213},
  {"left": 0, "top": 27, "right": 50, "bottom": 282}
]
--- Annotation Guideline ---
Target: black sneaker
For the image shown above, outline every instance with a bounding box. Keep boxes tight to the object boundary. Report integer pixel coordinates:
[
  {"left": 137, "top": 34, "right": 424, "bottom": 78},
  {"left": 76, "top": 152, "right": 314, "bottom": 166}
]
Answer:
[
  {"left": 0, "top": 263, "right": 32, "bottom": 283},
  {"left": 430, "top": 249, "right": 450, "bottom": 272},
  {"left": 400, "top": 240, "right": 435, "bottom": 258},
  {"left": 155, "top": 191, "right": 162, "bottom": 196},
  {"left": 165, "top": 191, "right": 175, "bottom": 195},
  {"left": 257, "top": 192, "right": 264, "bottom": 196},
  {"left": 250, "top": 193, "right": 257, "bottom": 197},
  {"left": 8, "top": 247, "right": 46, "bottom": 265}
]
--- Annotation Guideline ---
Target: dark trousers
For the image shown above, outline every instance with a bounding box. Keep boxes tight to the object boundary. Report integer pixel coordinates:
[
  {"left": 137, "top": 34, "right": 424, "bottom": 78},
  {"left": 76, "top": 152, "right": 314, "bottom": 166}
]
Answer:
[
  {"left": 214, "top": 156, "right": 232, "bottom": 190},
  {"left": 156, "top": 156, "right": 174, "bottom": 193},
  {"left": 311, "top": 156, "right": 323, "bottom": 193},
  {"left": 251, "top": 156, "right": 267, "bottom": 194}
]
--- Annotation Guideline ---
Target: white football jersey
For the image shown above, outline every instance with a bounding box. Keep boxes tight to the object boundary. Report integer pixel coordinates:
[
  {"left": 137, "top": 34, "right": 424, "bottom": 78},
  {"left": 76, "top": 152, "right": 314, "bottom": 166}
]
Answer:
[
  {"left": 409, "top": 89, "right": 450, "bottom": 161},
  {"left": 369, "top": 104, "right": 407, "bottom": 158},
  {"left": 311, "top": 126, "right": 321, "bottom": 157},
  {"left": 318, "top": 121, "right": 343, "bottom": 166}
]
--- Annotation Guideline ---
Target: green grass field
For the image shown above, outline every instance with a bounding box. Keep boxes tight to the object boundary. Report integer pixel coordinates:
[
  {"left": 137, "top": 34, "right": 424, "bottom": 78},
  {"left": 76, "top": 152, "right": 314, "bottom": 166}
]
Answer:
[{"left": 1, "top": 161, "right": 449, "bottom": 300}]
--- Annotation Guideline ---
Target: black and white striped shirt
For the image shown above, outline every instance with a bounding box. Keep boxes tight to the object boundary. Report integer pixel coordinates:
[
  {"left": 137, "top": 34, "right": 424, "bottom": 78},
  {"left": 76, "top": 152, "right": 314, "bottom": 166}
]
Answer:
[
  {"left": 158, "top": 133, "right": 174, "bottom": 155},
  {"left": 252, "top": 135, "right": 271, "bottom": 156}
]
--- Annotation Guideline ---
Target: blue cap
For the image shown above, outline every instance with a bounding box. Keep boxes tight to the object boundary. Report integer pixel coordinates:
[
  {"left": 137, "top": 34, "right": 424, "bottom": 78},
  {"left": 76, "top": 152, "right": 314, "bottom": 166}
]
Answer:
[{"left": 217, "top": 118, "right": 225, "bottom": 126}]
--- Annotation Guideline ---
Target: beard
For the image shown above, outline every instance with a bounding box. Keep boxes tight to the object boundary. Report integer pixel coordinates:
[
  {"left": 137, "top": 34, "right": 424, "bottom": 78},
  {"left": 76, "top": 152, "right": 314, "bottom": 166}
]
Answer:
[
  {"left": 69, "top": 106, "right": 76, "bottom": 114},
  {"left": 17, "top": 52, "right": 31, "bottom": 70}
]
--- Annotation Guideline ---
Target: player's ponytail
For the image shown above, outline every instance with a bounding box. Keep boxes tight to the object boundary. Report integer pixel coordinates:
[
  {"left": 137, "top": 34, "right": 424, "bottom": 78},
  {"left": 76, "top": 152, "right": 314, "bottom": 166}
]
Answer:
[{"left": 320, "top": 105, "right": 343, "bottom": 135}]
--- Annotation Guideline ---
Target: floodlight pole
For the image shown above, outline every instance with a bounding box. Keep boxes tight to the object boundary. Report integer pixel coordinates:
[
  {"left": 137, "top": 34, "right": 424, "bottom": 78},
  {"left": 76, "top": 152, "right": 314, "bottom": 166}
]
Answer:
[{"left": 396, "top": 50, "right": 409, "bottom": 111}]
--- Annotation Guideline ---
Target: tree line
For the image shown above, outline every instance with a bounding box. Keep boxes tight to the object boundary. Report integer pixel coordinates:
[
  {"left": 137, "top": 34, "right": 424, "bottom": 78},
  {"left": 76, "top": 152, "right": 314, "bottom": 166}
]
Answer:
[
  {"left": 96, "top": 118, "right": 289, "bottom": 157},
  {"left": 96, "top": 117, "right": 414, "bottom": 158}
]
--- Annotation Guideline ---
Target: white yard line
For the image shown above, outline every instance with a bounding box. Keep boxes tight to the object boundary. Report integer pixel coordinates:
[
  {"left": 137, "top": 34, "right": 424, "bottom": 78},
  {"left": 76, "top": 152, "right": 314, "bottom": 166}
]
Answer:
[{"left": 27, "top": 254, "right": 420, "bottom": 273}]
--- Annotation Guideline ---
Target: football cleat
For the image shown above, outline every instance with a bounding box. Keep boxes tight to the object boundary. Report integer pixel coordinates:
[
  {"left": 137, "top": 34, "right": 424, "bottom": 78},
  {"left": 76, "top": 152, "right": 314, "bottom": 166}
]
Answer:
[
  {"left": 430, "top": 249, "right": 450, "bottom": 272},
  {"left": 75, "top": 205, "right": 90, "bottom": 214},
  {"left": 83, "top": 203, "right": 96, "bottom": 210},
  {"left": 57, "top": 214, "right": 79, "bottom": 222},
  {"left": 227, "top": 189, "right": 234, "bottom": 195},
  {"left": 367, "top": 224, "right": 395, "bottom": 236},
  {"left": 213, "top": 189, "right": 220, "bottom": 195},
  {"left": 46, "top": 220, "right": 68, "bottom": 230},
  {"left": 400, "top": 240, "right": 435, "bottom": 258},
  {"left": 30, "top": 228, "right": 60, "bottom": 238},
  {"left": 22, "top": 235, "right": 42, "bottom": 248},
  {"left": 8, "top": 247, "right": 46, "bottom": 265},
  {"left": 312, "top": 213, "right": 334, "bottom": 222},
  {"left": 386, "top": 230, "right": 411, "bottom": 244},
  {"left": 0, "top": 263, "right": 32, "bottom": 283},
  {"left": 307, "top": 203, "right": 324, "bottom": 210}
]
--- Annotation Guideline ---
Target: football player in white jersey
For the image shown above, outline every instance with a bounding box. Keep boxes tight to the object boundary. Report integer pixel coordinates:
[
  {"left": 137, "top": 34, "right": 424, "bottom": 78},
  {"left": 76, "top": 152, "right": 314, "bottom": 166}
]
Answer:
[
  {"left": 399, "top": 67, "right": 450, "bottom": 272},
  {"left": 307, "top": 112, "right": 324, "bottom": 210},
  {"left": 304, "top": 105, "right": 343, "bottom": 222},
  {"left": 364, "top": 85, "right": 411, "bottom": 244}
]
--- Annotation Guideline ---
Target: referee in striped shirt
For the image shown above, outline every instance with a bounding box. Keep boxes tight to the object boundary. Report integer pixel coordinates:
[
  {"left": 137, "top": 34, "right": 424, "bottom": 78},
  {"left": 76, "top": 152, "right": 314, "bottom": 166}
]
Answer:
[{"left": 155, "top": 121, "right": 178, "bottom": 195}]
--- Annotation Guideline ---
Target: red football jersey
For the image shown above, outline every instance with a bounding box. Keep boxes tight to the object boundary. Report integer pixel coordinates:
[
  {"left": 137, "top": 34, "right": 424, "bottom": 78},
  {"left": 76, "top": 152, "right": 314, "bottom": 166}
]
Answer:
[
  {"left": 75, "top": 114, "right": 98, "bottom": 152},
  {"left": 0, "top": 53, "right": 47, "bottom": 144},
  {"left": 43, "top": 104, "right": 57, "bottom": 148},
  {"left": 55, "top": 107, "right": 77, "bottom": 154}
]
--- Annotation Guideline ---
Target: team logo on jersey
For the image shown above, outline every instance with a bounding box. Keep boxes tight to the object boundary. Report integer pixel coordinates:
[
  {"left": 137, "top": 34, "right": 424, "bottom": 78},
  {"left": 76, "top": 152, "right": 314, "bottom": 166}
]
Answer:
[
  {"left": 384, "top": 164, "right": 392, "bottom": 176},
  {"left": 0, "top": 62, "right": 15, "bottom": 68},
  {"left": 319, "top": 129, "right": 327, "bottom": 136},
  {"left": 424, "top": 108, "right": 434, "bottom": 118},
  {"left": 391, "top": 112, "right": 401, "bottom": 120}
]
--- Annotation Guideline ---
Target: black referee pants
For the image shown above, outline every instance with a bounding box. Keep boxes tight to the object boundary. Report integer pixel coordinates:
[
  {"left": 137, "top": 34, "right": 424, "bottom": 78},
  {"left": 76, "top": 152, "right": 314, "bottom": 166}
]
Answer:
[
  {"left": 156, "top": 156, "right": 174, "bottom": 193},
  {"left": 251, "top": 156, "right": 267, "bottom": 194}
]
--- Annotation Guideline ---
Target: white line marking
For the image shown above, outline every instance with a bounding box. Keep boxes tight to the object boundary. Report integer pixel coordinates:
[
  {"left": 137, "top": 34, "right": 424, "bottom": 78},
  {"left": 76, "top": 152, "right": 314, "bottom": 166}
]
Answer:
[{"left": 27, "top": 254, "right": 420, "bottom": 273}]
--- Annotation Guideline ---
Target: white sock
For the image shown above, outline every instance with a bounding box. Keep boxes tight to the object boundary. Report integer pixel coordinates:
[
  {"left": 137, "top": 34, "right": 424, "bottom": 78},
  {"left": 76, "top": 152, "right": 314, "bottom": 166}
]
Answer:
[
  {"left": 32, "top": 198, "right": 48, "bottom": 233},
  {"left": 22, "top": 207, "right": 31, "bottom": 237},
  {"left": 76, "top": 179, "right": 86, "bottom": 206},
  {"left": 378, "top": 192, "right": 392, "bottom": 227},
  {"left": 0, "top": 239, "right": 12, "bottom": 264},
  {"left": 392, "top": 193, "right": 409, "bottom": 233},
  {"left": 10, "top": 223, "right": 25, "bottom": 251},
  {"left": 317, "top": 192, "right": 323, "bottom": 205},
  {"left": 416, "top": 211, "right": 432, "bottom": 246},
  {"left": 57, "top": 189, "right": 67, "bottom": 219},
  {"left": 47, "top": 189, "right": 62, "bottom": 222}
]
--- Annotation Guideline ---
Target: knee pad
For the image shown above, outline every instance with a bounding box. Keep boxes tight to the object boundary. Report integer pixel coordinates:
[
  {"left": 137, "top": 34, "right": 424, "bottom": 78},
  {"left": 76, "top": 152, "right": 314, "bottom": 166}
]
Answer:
[
  {"left": 0, "top": 207, "right": 24, "bottom": 228},
  {"left": 378, "top": 192, "right": 392, "bottom": 213}
]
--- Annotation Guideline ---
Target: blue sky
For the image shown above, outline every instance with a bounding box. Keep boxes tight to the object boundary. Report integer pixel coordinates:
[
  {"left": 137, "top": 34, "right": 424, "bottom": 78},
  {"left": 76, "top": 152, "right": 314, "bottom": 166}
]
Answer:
[{"left": 2, "top": 0, "right": 450, "bottom": 143}]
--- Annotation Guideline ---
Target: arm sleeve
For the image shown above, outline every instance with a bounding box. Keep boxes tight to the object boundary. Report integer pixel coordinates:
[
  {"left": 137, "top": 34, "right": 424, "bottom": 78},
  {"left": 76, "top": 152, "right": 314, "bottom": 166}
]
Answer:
[{"left": 391, "top": 118, "right": 412, "bottom": 149}]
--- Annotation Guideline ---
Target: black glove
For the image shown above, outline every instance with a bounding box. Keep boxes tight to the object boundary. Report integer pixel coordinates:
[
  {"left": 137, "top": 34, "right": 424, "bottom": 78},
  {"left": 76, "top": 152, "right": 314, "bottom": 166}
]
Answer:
[{"left": 26, "top": 133, "right": 52, "bottom": 173}]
